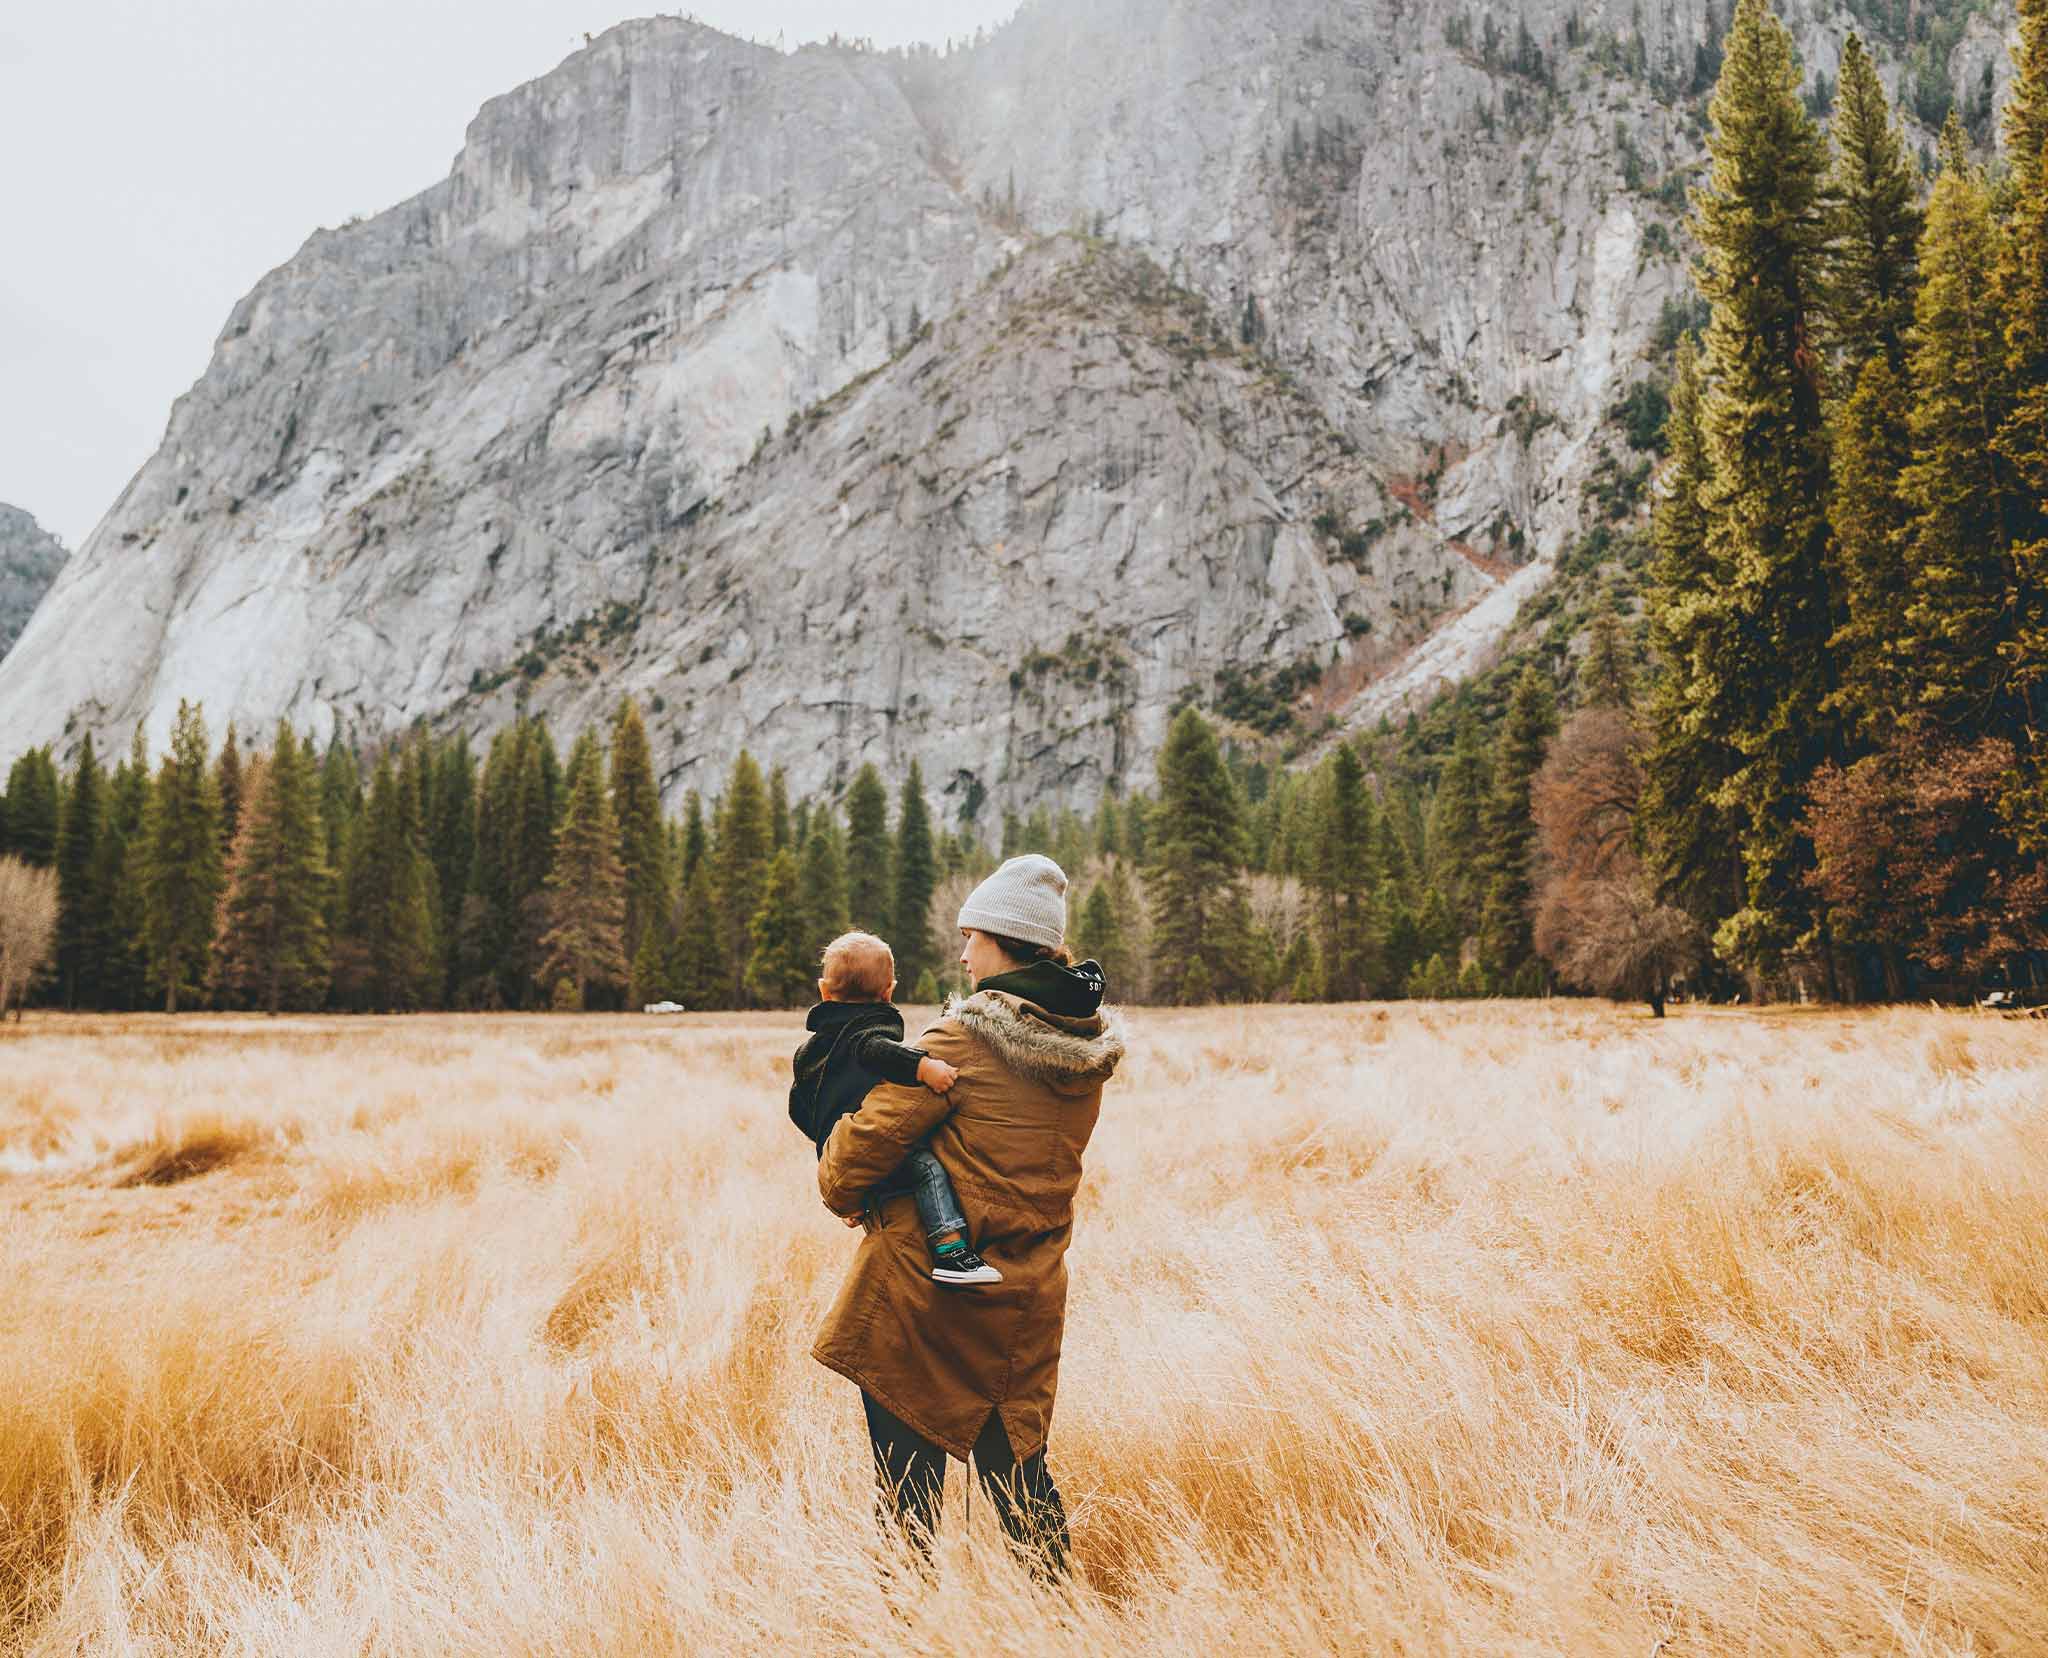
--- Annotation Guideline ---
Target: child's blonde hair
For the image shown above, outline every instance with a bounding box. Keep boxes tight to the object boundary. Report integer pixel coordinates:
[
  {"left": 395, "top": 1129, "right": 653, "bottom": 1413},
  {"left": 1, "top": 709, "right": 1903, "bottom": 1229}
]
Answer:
[{"left": 820, "top": 932, "right": 895, "bottom": 1001}]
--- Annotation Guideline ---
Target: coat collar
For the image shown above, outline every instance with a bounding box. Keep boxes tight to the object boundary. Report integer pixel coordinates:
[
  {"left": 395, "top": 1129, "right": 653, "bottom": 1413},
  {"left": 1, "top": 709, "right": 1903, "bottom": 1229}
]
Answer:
[{"left": 946, "top": 988, "right": 1125, "bottom": 1088}]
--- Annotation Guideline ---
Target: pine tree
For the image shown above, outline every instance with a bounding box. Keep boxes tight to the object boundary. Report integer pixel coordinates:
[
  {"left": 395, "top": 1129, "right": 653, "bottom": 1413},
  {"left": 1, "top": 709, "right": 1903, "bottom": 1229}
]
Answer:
[
  {"left": 679, "top": 790, "right": 708, "bottom": 884},
  {"left": 1691, "top": 0, "right": 1841, "bottom": 982},
  {"left": 629, "top": 925, "right": 670, "bottom": 1007},
  {"left": 844, "top": 763, "right": 893, "bottom": 933},
  {"left": 318, "top": 732, "right": 361, "bottom": 920},
  {"left": 94, "top": 730, "right": 153, "bottom": 1010},
  {"left": 609, "top": 698, "right": 670, "bottom": 961},
  {"left": 1899, "top": 127, "right": 2022, "bottom": 735},
  {"left": 538, "top": 734, "right": 630, "bottom": 1006},
  {"left": 1578, "top": 592, "right": 1635, "bottom": 710},
  {"left": 140, "top": 701, "right": 224, "bottom": 1013},
  {"left": 1072, "top": 878, "right": 1136, "bottom": 993},
  {"left": 665, "top": 859, "right": 723, "bottom": 1010},
  {"left": 713, "top": 752, "right": 774, "bottom": 1004},
  {"left": 1826, "top": 355, "right": 1917, "bottom": 737},
  {"left": 506, "top": 719, "right": 561, "bottom": 1004},
  {"left": 215, "top": 724, "right": 244, "bottom": 858},
  {"left": 1146, "top": 708, "right": 1251, "bottom": 1004},
  {"left": 744, "top": 848, "right": 813, "bottom": 1007},
  {"left": 1426, "top": 710, "right": 1489, "bottom": 923},
  {"left": 893, "top": 761, "right": 940, "bottom": 986},
  {"left": 799, "top": 812, "right": 850, "bottom": 961},
  {"left": 426, "top": 733, "right": 477, "bottom": 992},
  {"left": 1477, "top": 667, "right": 1557, "bottom": 980},
  {"left": 1639, "top": 337, "right": 1745, "bottom": 926},
  {"left": 1824, "top": 33, "right": 1921, "bottom": 378},
  {"left": 1317, "top": 743, "right": 1378, "bottom": 1000},
  {"left": 2, "top": 749, "right": 60, "bottom": 867},
  {"left": 53, "top": 735, "right": 104, "bottom": 1008},
  {"left": 768, "top": 765, "right": 792, "bottom": 853},
  {"left": 340, "top": 751, "right": 439, "bottom": 1011},
  {"left": 211, "top": 726, "right": 331, "bottom": 1014}
]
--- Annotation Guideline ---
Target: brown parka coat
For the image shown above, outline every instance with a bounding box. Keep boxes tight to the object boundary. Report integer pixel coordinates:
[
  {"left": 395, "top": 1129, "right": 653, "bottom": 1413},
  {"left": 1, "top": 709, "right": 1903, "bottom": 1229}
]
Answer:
[{"left": 813, "top": 987, "right": 1123, "bottom": 1461}]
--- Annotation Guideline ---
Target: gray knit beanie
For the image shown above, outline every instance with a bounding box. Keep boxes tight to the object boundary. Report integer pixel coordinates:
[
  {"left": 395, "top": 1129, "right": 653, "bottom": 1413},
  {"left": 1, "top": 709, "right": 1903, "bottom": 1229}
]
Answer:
[{"left": 957, "top": 854, "right": 1068, "bottom": 950}]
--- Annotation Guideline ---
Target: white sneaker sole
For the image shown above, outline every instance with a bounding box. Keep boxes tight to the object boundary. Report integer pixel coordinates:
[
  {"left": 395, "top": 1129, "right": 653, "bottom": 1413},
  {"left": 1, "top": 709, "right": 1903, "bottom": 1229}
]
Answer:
[{"left": 931, "top": 1264, "right": 1002, "bottom": 1284}]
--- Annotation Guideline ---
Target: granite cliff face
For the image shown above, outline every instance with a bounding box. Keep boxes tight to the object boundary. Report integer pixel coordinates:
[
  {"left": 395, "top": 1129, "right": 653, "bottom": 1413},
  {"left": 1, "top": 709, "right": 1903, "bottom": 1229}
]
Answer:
[
  {"left": 0, "top": 506, "right": 66, "bottom": 665},
  {"left": 0, "top": 0, "right": 2006, "bottom": 812}
]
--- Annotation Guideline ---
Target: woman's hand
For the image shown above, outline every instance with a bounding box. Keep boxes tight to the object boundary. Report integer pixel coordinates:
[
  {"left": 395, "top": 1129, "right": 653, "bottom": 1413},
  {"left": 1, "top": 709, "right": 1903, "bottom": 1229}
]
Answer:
[{"left": 917, "top": 1055, "right": 959, "bottom": 1094}]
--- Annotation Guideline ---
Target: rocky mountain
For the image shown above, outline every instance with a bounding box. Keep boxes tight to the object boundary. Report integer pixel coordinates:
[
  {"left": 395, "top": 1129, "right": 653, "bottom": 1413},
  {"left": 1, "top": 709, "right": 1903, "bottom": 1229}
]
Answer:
[
  {"left": 0, "top": 506, "right": 66, "bottom": 665},
  {"left": 0, "top": 0, "right": 2011, "bottom": 815}
]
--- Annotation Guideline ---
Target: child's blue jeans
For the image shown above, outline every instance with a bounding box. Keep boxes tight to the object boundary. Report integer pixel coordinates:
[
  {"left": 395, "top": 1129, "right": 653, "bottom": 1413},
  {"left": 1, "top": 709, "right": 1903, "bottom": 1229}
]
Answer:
[{"left": 903, "top": 1145, "right": 969, "bottom": 1241}]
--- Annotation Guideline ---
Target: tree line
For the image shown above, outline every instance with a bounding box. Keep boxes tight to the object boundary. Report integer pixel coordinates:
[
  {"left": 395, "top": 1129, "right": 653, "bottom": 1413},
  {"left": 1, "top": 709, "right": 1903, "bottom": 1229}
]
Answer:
[{"left": 0, "top": 677, "right": 1591, "bottom": 1015}]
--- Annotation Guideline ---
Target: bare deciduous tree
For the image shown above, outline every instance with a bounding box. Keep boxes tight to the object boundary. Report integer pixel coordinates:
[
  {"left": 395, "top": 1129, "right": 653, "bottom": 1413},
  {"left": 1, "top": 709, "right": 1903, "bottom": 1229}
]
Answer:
[
  {"left": 1532, "top": 709, "right": 1703, "bottom": 1017},
  {"left": 0, "top": 856, "right": 60, "bottom": 1022}
]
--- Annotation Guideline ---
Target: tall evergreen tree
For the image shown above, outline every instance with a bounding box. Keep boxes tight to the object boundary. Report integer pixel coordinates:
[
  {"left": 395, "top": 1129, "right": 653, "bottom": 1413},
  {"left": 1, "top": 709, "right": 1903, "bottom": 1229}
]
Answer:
[
  {"left": 844, "top": 763, "right": 893, "bottom": 933},
  {"left": 1316, "top": 743, "right": 1378, "bottom": 1000},
  {"left": 609, "top": 698, "right": 670, "bottom": 961},
  {"left": 140, "top": 701, "right": 224, "bottom": 1013},
  {"left": 1073, "top": 877, "right": 1137, "bottom": 995},
  {"left": 1477, "top": 666, "right": 1558, "bottom": 982},
  {"left": 53, "top": 735, "right": 104, "bottom": 1008},
  {"left": 1824, "top": 33, "right": 1921, "bottom": 379},
  {"left": 318, "top": 732, "right": 361, "bottom": 909},
  {"left": 1426, "top": 710, "right": 1490, "bottom": 924},
  {"left": 2, "top": 749, "right": 60, "bottom": 867},
  {"left": 427, "top": 732, "right": 477, "bottom": 983},
  {"left": 212, "top": 726, "right": 331, "bottom": 1014},
  {"left": 665, "top": 859, "right": 724, "bottom": 1010},
  {"left": 1827, "top": 354, "right": 1918, "bottom": 738},
  {"left": 1692, "top": 0, "right": 1841, "bottom": 981},
  {"left": 340, "top": 751, "right": 439, "bottom": 1011},
  {"left": 94, "top": 730, "right": 153, "bottom": 1011},
  {"left": 1579, "top": 591, "right": 1636, "bottom": 711},
  {"left": 892, "top": 761, "right": 940, "bottom": 985},
  {"left": 745, "top": 847, "right": 813, "bottom": 1007},
  {"left": 1146, "top": 708, "right": 1253, "bottom": 1004},
  {"left": 214, "top": 724, "right": 244, "bottom": 858},
  {"left": 799, "top": 812, "right": 850, "bottom": 961},
  {"left": 713, "top": 751, "right": 774, "bottom": 1003},
  {"left": 539, "top": 734, "right": 630, "bottom": 1006},
  {"left": 1899, "top": 127, "right": 2023, "bottom": 735},
  {"left": 679, "top": 790, "right": 709, "bottom": 885},
  {"left": 1639, "top": 337, "right": 1745, "bottom": 925},
  {"left": 768, "top": 765, "right": 792, "bottom": 852}
]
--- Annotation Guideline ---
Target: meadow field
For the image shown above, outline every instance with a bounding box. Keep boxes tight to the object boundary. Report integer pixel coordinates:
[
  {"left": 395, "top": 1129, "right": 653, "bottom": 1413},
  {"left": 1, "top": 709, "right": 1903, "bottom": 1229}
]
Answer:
[{"left": 0, "top": 1001, "right": 2044, "bottom": 1654}]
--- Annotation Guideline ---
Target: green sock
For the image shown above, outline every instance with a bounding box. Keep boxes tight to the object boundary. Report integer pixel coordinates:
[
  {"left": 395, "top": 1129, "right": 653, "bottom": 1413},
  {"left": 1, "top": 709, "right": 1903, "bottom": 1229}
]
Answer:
[{"left": 934, "top": 1238, "right": 967, "bottom": 1256}]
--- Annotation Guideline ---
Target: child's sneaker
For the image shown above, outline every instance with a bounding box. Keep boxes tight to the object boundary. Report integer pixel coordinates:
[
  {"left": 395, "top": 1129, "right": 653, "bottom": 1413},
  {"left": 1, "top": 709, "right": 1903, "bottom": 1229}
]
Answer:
[{"left": 931, "top": 1245, "right": 1002, "bottom": 1285}]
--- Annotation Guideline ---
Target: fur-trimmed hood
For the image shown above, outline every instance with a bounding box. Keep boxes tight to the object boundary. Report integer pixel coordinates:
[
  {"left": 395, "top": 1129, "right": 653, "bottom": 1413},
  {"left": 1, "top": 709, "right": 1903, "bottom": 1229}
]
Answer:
[{"left": 945, "top": 989, "right": 1126, "bottom": 1088}]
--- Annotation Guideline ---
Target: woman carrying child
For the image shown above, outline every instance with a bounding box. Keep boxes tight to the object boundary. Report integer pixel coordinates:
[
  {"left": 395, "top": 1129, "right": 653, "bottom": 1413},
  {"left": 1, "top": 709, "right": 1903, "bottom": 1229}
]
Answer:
[{"left": 812, "top": 853, "right": 1123, "bottom": 1576}]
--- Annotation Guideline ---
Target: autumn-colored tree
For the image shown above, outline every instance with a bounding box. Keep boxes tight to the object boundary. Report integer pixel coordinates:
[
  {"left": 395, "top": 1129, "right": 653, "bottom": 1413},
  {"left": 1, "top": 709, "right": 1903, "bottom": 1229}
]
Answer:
[
  {"left": 1804, "top": 733, "right": 2048, "bottom": 992},
  {"left": 1533, "top": 708, "right": 1704, "bottom": 1016}
]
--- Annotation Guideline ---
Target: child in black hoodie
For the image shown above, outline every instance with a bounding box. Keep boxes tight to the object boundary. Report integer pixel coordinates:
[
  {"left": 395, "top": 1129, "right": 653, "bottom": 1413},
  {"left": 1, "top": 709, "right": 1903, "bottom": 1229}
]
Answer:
[{"left": 787, "top": 931, "right": 1001, "bottom": 1285}]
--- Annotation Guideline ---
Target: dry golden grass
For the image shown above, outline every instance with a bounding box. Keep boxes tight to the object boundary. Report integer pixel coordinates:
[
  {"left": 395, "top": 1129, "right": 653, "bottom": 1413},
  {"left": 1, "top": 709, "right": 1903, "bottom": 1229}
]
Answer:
[{"left": 0, "top": 1002, "right": 2044, "bottom": 1654}]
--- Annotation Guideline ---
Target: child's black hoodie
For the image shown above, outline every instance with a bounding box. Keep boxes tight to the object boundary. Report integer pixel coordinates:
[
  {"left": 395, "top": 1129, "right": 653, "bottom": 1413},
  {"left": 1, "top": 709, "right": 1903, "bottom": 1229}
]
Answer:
[{"left": 787, "top": 1001, "right": 928, "bottom": 1155}]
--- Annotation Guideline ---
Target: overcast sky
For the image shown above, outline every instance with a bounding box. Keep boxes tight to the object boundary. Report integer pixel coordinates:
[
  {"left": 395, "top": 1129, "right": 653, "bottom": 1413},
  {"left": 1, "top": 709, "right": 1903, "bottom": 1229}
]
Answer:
[{"left": 0, "top": 2, "right": 1019, "bottom": 549}]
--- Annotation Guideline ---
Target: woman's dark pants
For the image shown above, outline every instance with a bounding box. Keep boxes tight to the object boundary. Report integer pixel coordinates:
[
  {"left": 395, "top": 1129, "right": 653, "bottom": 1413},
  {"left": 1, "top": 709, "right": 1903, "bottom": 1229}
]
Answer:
[{"left": 861, "top": 1392, "right": 1072, "bottom": 1577}]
